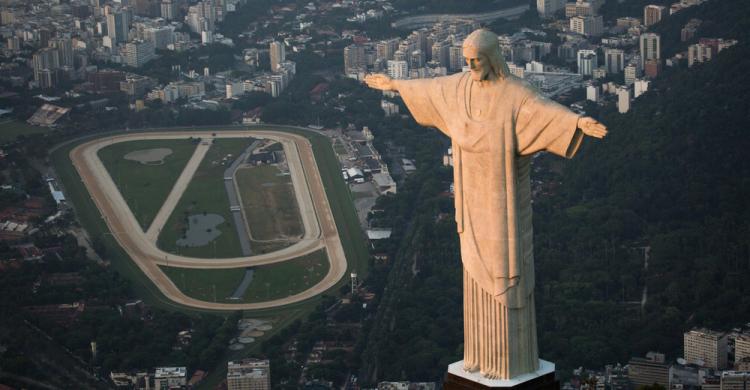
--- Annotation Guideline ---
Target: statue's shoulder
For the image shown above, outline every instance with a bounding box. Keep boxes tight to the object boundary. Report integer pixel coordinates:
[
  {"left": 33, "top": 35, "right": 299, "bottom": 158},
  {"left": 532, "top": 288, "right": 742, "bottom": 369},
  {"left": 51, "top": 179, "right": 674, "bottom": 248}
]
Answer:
[
  {"left": 503, "top": 76, "right": 541, "bottom": 99},
  {"left": 435, "top": 72, "right": 468, "bottom": 85}
]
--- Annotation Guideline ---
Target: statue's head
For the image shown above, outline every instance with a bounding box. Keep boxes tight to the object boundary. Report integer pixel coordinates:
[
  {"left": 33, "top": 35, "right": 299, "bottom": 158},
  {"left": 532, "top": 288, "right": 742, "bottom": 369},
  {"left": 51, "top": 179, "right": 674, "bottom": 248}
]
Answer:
[{"left": 462, "top": 29, "right": 510, "bottom": 82}]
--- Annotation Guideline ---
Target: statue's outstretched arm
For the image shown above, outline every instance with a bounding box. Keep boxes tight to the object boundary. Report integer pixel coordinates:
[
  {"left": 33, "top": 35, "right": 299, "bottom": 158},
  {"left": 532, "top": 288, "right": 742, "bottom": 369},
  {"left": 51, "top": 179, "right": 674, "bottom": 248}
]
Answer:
[
  {"left": 364, "top": 74, "right": 400, "bottom": 92},
  {"left": 577, "top": 117, "right": 608, "bottom": 139}
]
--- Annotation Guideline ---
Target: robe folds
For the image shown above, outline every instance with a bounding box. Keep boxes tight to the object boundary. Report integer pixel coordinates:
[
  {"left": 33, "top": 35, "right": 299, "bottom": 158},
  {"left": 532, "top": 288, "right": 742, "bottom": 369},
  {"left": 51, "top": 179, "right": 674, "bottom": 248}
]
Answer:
[{"left": 397, "top": 72, "right": 583, "bottom": 378}]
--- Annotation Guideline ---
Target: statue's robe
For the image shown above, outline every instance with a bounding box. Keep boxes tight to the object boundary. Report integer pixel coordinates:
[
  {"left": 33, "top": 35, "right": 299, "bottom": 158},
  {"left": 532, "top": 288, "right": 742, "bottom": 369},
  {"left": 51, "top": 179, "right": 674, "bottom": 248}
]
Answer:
[{"left": 397, "top": 72, "right": 583, "bottom": 378}]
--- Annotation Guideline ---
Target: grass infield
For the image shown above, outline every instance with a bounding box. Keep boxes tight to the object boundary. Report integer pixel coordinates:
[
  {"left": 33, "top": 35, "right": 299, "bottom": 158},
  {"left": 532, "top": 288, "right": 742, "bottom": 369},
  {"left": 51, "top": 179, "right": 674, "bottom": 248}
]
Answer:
[
  {"left": 98, "top": 138, "right": 197, "bottom": 230},
  {"left": 156, "top": 138, "right": 254, "bottom": 258},
  {"left": 235, "top": 164, "right": 303, "bottom": 242},
  {"left": 160, "top": 249, "right": 329, "bottom": 303}
]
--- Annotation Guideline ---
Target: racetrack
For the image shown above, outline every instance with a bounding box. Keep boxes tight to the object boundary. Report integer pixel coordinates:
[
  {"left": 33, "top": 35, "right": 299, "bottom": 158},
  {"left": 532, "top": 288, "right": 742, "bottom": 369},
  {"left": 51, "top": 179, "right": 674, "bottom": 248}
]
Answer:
[{"left": 70, "top": 130, "right": 347, "bottom": 310}]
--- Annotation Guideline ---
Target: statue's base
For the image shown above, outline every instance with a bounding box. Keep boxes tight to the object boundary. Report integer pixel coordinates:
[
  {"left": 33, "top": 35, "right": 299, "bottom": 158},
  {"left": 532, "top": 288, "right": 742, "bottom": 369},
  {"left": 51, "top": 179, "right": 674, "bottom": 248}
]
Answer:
[{"left": 444, "top": 359, "right": 558, "bottom": 390}]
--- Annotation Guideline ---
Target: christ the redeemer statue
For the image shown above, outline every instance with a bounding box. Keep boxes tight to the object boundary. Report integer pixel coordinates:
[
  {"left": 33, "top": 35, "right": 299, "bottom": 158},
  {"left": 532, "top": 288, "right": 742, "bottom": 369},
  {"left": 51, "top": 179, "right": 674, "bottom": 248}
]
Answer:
[{"left": 365, "top": 29, "right": 607, "bottom": 380}]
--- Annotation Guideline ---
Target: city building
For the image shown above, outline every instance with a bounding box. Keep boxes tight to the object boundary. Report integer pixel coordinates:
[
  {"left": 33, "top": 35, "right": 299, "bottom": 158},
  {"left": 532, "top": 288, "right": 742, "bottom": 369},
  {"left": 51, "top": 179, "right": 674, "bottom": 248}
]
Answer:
[
  {"left": 644, "top": 59, "right": 661, "bottom": 78},
  {"left": 634, "top": 79, "right": 650, "bottom": 98},
  {"left": 736, "top": 333, "right": 750, "bottom": 363},
  {"left": 644, "top": 5, "right": 667, "bottom": 26},
  {"left": 537, "top": 0, "right": 565, "bottom": 18},
  {"left": 565, "top": 1, "right": 594, "bottom": 18},
  {"left": 639, "top": 33, "right": 661, "bottom": 68},
  {"left": 160, "top": 0, "right": 175, "bottom": 20},
  {"left": 32, "top": 47, "right": 60, "bottom": 84},
  {"left": 269, "top": 40, "right": 285, "bottom": 71},
  {"left": 106, "top": 9, "right": 132, "bottom": 44},
  {"left": 570, "top": 15, "right": 603, "bottom": 37},
  {"left": 49, "top": 37, "right": 74, "bottom": 67},
  {"left": 684, "top": 328, "right": 728, "bottom": 370},
  {"left": 143, "top": 26, "right": 173, "bottom": 49},
  {"left": 387, "top": 60, "right": 408, "bottom": 79},
  {"left": 344, "top": 44, "right": 366, "bottom": 75},
  {"left": 120, "top": 74, "right": 155, "bottom": 97},
  {"left": 577, "top": 49, "right": 597, "bottom": 76},
  {"left": 681, "top": 19, "right": 702, "bottom": 41},
  {"left": 721, "top": 372, "right": 750, "bottom": 390},
  {"left": 628, "top": 352, "right": 669, "bottom": 389},
  {"left": 154, "top": 367, "right": 187, "bottom": 389},
  {"left": 624, "top": 64, "right": 638, "bottom": 85},
  {"left": 586, "top": 84, "right": 599, "bottom": 102},
  {"left": 123, "top": 40, "right": 155, "bottom": 68},
  {"left": 605, "top": 48, "right": 625, "bottom": 74},
  {"left": 227, "top": 359, "right": 270, "bottom": 390},
  {"left": 688, "top": 38, "right": 738, "bottom": 67},
  {"left": 617, "top": 86, "right": 631, "bottom": 114}
]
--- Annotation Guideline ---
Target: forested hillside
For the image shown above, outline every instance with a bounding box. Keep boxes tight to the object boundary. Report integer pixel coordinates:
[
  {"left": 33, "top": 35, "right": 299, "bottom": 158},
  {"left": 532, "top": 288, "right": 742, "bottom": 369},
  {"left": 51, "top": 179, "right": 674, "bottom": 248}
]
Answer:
[{"left": 359, "top": 0, "right": 750, "bottom": 382}]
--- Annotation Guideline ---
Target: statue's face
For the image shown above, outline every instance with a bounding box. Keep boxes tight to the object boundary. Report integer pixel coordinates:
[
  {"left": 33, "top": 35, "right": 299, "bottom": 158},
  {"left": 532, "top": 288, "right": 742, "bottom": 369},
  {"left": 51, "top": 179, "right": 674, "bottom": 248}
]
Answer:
[{"left": 464, "top": 48, "right": 491, "bottom": 82}]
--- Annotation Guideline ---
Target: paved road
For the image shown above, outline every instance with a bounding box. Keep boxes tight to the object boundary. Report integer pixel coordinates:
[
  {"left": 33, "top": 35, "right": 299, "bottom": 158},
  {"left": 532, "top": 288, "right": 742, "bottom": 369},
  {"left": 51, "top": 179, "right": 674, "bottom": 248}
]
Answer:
[
  {"left": 223, "top": 141, "right": 260, "bottom": 256},
  {"left": 70, "top": 130, "right": 346, "bottom": 310}
]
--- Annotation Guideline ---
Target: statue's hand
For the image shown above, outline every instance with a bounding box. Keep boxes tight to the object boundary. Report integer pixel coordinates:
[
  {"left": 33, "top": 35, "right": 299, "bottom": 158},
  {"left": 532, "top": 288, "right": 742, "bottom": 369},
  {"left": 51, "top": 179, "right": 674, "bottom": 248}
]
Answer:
[
  {"left": 578, "top": 116, "right": 608, "bottom": 139},
  {"left": 364, "top": 73, "right": 396, "bottom": 91}
]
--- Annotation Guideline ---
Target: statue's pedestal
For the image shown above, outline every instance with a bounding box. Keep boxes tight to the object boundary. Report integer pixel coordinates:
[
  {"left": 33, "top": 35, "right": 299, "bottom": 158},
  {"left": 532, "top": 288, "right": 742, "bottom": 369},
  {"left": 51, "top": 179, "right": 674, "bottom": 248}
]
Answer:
[{"left": 444, "top": 360, "right": 558, "bottom": 390}]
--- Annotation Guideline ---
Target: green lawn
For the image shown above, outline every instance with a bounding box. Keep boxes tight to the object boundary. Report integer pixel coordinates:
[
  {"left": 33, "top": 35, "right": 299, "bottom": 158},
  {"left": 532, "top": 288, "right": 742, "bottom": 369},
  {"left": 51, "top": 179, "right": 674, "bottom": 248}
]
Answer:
[
  {"left": 98, "top": 139, "right": 198, "bottom": 230},
  {"left": 160, "top": 249, "right": 329, "bottom": 303},
  {"left": 0, "top": 120, "right": 50, "bottom": 144},
  {"left": 235, "top": 164, "right": 303, "bottom": 241},
  {"left": 157, "top": 137, "right": 255, "bottom": 258}
]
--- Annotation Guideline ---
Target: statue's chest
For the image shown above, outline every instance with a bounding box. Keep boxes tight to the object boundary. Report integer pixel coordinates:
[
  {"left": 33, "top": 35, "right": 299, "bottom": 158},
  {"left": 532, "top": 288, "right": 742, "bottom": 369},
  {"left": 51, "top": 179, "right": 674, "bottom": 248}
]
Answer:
[{"left": 448, "top": 79, "right": 516, "bottom": 153}]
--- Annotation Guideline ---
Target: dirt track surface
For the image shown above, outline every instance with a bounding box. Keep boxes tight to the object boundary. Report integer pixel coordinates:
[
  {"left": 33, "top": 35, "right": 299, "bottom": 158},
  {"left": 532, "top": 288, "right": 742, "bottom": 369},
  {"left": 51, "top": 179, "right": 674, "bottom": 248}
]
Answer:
[{"left": 70, "top": 130, "right": 347, "bottom": 310}]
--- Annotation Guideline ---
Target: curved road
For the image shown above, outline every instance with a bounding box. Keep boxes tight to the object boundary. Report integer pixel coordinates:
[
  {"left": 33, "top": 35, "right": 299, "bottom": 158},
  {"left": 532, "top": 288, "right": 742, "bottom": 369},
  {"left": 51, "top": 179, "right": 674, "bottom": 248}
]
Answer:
[{"left": 70, "top": 130, "right": 347, "bottom": 310}]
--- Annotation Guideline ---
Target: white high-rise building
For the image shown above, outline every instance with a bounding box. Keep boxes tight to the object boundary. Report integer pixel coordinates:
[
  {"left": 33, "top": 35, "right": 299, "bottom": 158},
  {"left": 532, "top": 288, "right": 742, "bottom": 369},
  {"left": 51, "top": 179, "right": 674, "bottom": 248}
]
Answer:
[
  {"left": 387, "top": 60, "right": 408, "bottom": 80},
  {"left": 644, "top": 5, "right": 667, "bottom": 27},
  {"left": 144, "top": 26, "right": 173, "bottom": 49},
  {"left": 735, "top": 334, "right": 750, "bottom": 363},
  {"left": 605, "top": 48, "right": 625, "bottom": 74},
  {"left": 570, "top": 15, "right": 604, "bottom": 37},
  {"left": 577, "top": 49, "right": 597, "bottom": 76},
  {"left": 124, "top": 40, "right": 155, "bottom": 68},
  {"left": 586, "top": 84, "right": 599, "bottom": 102},
  {"left": 154, "top": 367, "right": 187, "bottom": 390},
  {"left": 634, "top": 79, "right": 650, "bottom": 98},
  {"left": 617, "top": 86, "right": 631, "bottom": 113},
  {"left": 227, "top": 359, "right": 270, "bottom": 390},
  {"left": 684, "top": 329, "right": 728, "bottom": 370},
  {"left": 624, "top": 63, "right": 638, "bottom": 85},
  {"left": 640, "top": 33, "right": 661, "bottom": 68},
  {"left": 343, "top": 44, "right": 366, "bottom": 74},
  {"left": 49, "top": 38, "right": 74, "bottom": 67},
  {"left": 106, "top": 9, "right": 131, "bottom": 44},
  {"left": 160, "top": 0, "right": 175, "bottom": 20},
  {"left": 269, "top": 40, "right": 285, "bottom": 72}
]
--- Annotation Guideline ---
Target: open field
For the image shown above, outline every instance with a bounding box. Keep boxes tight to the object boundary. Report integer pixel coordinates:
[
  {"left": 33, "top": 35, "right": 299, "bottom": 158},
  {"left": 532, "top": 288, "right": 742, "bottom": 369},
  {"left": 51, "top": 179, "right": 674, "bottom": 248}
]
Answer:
[
  {"left": 235, "top": 164, "right": 303, "bottom": 241},
  {"left": 0, "top": 120, "right": 49, "bottom": 143},
  {"left": 157, "top": 138, "right": 254, "bottom": 258},
  {"left": 98, "top": 139, "right": 197, "bottom": 230},
  {"left": 161, "top": 249, "right": 328, "bottom": 303}
]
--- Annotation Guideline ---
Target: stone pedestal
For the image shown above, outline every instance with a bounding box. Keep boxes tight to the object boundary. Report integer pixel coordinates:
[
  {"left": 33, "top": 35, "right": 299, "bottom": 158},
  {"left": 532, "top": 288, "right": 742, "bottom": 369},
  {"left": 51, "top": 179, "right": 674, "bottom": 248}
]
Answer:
[{"left": 444, "top": 360, "right": 559, "bottom": 390}]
